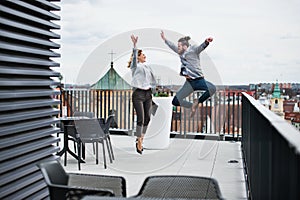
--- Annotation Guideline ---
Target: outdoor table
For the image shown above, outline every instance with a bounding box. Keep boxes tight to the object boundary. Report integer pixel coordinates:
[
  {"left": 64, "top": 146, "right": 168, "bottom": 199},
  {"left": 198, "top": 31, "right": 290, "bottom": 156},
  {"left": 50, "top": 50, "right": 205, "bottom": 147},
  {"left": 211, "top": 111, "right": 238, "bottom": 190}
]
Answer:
[{"left": 57, "top": 117, "right": 90, "bottom": 164}]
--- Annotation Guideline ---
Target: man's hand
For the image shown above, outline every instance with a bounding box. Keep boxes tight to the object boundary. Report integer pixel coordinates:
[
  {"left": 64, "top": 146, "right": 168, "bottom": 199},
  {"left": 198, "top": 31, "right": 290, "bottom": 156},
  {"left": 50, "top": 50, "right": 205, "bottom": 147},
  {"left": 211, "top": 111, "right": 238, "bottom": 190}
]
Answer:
[
  {"left": 160, "top": 30, "right": 166, "bottom": 41},
  {"left": 206, "top": 37, "right": 213, "bottom": 43},
  {"left": 131, "top": 34, "right": 138, "bottom": 48}
]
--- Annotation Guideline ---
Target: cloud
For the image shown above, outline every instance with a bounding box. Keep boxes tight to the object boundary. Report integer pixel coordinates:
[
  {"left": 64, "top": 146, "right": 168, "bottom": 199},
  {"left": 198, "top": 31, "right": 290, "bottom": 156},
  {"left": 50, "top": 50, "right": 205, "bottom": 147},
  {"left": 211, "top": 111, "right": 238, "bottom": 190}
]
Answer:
[
  {"left": 61, "top": 0, "right": 103, "bottom": 5},
  {"left": 57, "top": 0, "right": 300, "bottom": 85},
  {"left": 280, "top": 34, "right": 300, "bottom": 40},
  {"left": 264, "top": 53, "right": 272, "bottom": 58}
]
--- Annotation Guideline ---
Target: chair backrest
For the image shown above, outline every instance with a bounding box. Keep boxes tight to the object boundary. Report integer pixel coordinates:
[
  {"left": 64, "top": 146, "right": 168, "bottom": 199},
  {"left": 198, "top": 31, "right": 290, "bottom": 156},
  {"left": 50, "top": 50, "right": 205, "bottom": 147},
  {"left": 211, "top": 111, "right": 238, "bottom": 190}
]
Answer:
[
  {"left": 73, "top": 111, "right": 94, "bottom": 118},
  {"left": 98, "top": 118, "right": 105, "bottom": 127},
  {"left": 74, "top": 118, "right": 105, "bottom": 139},
  {"left": 137, "top": 175, "right": 223, "bottom": 199},
  {"left": 37, "top": 160, "right": 68, "bottom": 186},
  {"left": 103, "top": 114, "right": 115, "bottom": 133}
]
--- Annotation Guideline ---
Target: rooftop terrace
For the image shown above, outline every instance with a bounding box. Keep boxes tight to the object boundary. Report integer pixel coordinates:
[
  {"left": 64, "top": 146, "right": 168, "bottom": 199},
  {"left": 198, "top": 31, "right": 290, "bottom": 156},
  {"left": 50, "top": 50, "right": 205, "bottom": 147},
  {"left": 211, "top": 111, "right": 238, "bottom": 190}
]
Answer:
[
  {"left": 60, "top": 135, "right": 247, "bottom": 199},
  {"left": 1, "top": 1, "right": 300, "bottom": 199},
  {"left": 53, "top": 92, "right": 300, "bottom": 199}
]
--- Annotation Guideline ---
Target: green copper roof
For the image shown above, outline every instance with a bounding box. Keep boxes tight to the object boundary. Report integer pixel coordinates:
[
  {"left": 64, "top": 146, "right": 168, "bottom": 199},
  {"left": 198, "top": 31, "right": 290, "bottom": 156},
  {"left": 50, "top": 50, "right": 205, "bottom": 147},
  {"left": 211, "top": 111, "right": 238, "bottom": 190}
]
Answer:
[
  {"left": 92, "top": 66, "right": 131, "bottom": 90},
  {"left": 272, "top": 81, "right": 281, "bottom": 99}
]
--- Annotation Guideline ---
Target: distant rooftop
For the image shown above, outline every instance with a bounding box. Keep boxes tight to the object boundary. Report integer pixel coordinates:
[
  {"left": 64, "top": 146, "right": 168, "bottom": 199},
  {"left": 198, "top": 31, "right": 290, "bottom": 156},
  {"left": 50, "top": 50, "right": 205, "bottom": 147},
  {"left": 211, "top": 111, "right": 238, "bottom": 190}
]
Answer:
[{"left": 92, "top": 63, "right": 131, "bottom": 90}]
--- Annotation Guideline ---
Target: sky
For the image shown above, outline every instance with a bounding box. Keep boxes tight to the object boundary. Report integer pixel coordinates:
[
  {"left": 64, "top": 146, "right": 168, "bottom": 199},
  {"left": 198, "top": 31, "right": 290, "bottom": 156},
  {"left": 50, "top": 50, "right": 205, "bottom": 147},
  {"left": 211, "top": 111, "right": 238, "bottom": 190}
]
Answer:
[{"left": 54, "top": 0, "right": 300, "bottom": 85}]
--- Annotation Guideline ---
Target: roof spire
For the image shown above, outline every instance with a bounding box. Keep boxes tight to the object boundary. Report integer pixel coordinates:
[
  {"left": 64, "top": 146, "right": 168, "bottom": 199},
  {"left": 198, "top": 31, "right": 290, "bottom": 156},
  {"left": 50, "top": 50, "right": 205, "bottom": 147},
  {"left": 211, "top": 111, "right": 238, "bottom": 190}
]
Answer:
[
  {"left": 108, "top": 49, "right": 116, "bottom": 61},
  {"left": 108, "top": 50, "right": 116, "bottom": 68},
  {"left": 272, "top": 79, "right": 281, "bottom": 99}
]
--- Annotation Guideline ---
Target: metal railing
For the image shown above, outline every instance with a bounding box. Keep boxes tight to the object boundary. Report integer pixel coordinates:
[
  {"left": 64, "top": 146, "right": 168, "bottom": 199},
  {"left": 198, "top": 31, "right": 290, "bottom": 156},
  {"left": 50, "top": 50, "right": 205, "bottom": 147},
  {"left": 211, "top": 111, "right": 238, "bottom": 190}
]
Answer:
[
  {"left": 60, "top": 89, "right": 134, "bottom": 130},
  {"left": 171, "top": 91, "right": 242, "bottom": 139},
  {"left": 58, "top": 88, "right": 242, "bottom": 139},
  {"left": 242, "top": 92, "right": 300, "bottom": 199}
]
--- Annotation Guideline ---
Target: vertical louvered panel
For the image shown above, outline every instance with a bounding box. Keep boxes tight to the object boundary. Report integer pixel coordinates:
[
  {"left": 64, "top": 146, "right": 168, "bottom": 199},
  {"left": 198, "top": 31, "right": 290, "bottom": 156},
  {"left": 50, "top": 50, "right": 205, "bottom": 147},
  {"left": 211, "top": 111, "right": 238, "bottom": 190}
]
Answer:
[{"left": 0, "top": 0, "right": 61, "bottom": 199}]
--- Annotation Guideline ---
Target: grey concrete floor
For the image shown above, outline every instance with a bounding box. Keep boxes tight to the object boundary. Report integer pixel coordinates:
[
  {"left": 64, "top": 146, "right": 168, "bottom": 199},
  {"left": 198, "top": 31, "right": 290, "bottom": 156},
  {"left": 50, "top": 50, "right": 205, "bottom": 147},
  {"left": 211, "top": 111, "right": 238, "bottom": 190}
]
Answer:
[{"left": 59, "top": 135, "right": 248, "bottom": 199}]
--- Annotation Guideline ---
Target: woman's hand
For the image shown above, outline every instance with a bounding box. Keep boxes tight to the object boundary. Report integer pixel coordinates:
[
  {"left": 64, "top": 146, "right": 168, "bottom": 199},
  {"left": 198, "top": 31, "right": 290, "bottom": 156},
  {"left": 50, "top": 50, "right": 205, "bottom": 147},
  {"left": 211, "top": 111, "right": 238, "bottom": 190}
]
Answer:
[{"left": 131, "top": 34, "right": 138, "bottom": 48}]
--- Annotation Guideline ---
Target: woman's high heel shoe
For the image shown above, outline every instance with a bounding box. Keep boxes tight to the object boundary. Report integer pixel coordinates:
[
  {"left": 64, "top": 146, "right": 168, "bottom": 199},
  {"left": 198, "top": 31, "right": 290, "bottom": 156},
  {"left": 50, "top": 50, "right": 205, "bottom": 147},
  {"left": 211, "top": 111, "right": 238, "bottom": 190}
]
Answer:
[{"left": 135, "top": 139, "right": 142, "bottom": 154}]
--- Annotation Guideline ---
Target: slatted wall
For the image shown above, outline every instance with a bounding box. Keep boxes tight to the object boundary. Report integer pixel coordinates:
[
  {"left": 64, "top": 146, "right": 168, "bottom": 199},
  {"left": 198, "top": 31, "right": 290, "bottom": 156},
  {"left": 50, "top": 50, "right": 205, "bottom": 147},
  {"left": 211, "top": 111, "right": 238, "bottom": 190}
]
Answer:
[{"left": 0, "top": 0, "right": 61, "bottom": 199}]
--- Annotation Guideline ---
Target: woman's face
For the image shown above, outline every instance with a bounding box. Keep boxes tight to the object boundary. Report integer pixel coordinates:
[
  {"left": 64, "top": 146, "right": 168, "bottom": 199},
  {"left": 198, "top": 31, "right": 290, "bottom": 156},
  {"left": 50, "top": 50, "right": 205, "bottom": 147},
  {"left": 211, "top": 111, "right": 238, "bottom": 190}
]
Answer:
[{"left": 138, "top": 51, "right": 146, "bottom": 63}]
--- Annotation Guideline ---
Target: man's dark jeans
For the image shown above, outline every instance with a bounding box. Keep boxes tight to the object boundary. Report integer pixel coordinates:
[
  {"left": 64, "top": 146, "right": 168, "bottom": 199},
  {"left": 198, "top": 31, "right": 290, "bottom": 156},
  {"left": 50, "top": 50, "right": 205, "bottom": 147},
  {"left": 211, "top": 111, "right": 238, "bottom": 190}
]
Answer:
[{"left": 172, "top": 78, "right": 216, "bottom": 108}]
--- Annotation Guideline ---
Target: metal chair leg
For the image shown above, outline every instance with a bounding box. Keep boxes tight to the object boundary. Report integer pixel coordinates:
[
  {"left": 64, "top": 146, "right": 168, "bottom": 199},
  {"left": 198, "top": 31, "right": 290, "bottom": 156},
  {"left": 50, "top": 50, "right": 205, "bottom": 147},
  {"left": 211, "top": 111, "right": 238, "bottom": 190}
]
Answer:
[
  {"left": 105, "top": 138, "right": 113, "bottom": 163},
  {"left": 78, "top": 141, "right": 82, "bottom": 170},
  {"left": 101, "top": 141, "right": 107, "bottom": 169},
  {"left": 96, "top": 142, "right": 99, "bottom": 164},
  {"left": 108, "top": 136, "right": 115, "bottom": 160}
]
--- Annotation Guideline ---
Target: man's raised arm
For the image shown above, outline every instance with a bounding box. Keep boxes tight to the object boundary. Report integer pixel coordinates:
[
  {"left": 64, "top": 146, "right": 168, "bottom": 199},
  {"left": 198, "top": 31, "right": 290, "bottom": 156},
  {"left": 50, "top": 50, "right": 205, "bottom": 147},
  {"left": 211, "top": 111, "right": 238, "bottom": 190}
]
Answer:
[{"left": 161, "top": 30, "right": 178, "bottom": 54}]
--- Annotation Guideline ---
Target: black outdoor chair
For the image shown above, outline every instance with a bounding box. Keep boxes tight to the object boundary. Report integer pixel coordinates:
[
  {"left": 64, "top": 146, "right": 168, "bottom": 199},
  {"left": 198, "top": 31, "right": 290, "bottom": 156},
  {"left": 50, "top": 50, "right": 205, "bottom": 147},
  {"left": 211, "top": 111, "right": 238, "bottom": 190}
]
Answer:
[
  {"left": 58, "top": 112, "right": 94, "bottom": 153},
  {"left": 37, "top": 160, "right": 127, "bottom": 200},
  {"left": 99, "top": 114, "right": 116, "bottom": 163},
  {"left": 64, "top": 123, "right": 82, "bottom": 170},
  {"left": 74, "top": 118, "right": 108, "bottom": 169},
  {"left": 135, "top": 175, "right": 223, "bottom": 199},
  {"left": 73, "top": 111, "right": 96, "bottom": 154}
]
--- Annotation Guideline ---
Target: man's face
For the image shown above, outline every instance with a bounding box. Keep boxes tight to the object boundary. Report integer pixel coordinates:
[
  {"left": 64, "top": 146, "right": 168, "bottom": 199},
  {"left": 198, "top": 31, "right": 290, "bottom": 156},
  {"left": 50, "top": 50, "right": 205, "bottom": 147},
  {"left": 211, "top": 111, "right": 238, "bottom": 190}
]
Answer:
[{"left": 177, "top": 42, "right": 187, "bottom": 55}]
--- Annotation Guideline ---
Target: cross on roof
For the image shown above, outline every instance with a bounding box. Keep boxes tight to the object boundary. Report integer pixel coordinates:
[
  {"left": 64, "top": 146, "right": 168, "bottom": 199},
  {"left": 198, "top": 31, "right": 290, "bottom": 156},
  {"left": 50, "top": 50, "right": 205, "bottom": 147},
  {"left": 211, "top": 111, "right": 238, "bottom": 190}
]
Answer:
[{"left": 108, "top": 50, "right": 116, "bottom": 62}]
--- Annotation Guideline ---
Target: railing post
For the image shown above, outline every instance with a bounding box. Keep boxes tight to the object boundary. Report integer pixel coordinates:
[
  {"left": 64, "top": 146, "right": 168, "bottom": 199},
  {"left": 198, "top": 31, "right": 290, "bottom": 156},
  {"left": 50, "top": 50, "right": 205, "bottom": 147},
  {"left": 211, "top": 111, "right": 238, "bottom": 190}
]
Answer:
[
  {"left": 127, "top": 90, "right": 131, "bottom": 130},
  {"left": 123, "top": 90, "right": 126, "bottom": 130},
  {"left": 232, "top": 92, "right": 236, "bottom": 139},
  {"left": 223, "top": 92, "right": 226, "bottom": 135},
  {"left": 227, "top": 91, "right": 230, "bottom": 136},
  {"left": 237, "top": 93, "right": 241, "bottom": 139},
  {"left": 96, "top": 90, "right": 99, "bottom": 118},
  {"left": 69, "top": 90, "right": 73, "bottom": 116},
  {"left": 218, "top": 91, "right": 222, "bottom": 135}
]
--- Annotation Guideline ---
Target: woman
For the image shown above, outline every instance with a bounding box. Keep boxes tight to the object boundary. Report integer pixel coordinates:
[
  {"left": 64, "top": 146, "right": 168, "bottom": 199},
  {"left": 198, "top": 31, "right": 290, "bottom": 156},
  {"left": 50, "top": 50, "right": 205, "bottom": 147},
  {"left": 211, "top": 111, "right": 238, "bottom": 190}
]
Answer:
[
  {"left": 128, "top": 34, "right": 156, "bottom": 154},
  {"left": 160, "top": 31, "right": 216, "bottom": 117}
]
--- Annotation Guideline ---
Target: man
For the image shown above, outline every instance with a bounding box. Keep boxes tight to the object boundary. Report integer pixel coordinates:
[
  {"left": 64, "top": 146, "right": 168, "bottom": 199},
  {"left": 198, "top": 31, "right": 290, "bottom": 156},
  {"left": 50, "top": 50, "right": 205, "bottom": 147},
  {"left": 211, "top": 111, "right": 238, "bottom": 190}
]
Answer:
[{"left": 160, "top": 31, "right": 216, "bottom": 117}]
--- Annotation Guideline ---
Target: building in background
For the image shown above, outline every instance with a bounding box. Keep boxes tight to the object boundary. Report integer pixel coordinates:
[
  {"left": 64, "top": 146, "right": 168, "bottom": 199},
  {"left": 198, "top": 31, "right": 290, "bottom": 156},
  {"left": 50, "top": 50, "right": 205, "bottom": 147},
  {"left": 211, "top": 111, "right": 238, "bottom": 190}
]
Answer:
[
  {"left": 285, "top": 101, "right": 300, "bottom": 131},
  {"left": 270, "top": 81, "right": 284, "bottom": 116},
  {"left": 251, "top": 81, "right": 300, "bottom": 131}
]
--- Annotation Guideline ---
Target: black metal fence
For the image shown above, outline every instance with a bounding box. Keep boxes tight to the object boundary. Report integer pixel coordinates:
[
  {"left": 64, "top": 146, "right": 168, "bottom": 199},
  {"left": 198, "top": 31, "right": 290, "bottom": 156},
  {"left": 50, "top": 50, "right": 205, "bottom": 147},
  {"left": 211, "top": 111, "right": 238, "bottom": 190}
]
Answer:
[
  {"left": 242, "top": 92, "right": 300, "bottom": 199},
  {"left": 58, "top": 88, "right": 242, "bottom": 139}
]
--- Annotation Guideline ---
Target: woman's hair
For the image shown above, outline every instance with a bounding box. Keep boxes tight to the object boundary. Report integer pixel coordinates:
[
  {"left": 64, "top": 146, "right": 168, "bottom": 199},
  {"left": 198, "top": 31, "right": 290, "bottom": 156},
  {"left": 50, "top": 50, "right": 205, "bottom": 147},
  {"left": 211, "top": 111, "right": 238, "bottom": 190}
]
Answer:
[
  {"left": 178, "top": 36, "right": 191, "bottom": 47},
  {"left": 127, "top": 49, "right": 143, "bottom": 68}
]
